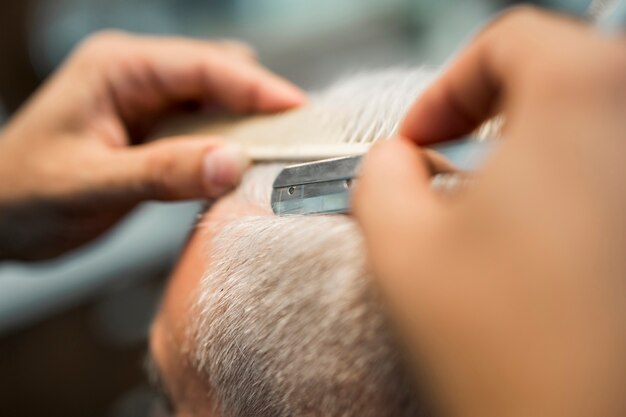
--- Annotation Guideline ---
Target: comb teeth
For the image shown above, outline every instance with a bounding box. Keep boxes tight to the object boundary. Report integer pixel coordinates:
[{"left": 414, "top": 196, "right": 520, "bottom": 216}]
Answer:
[
  {"left": 248, "top": 144, "right": 370, "bottom": 162},
  {"left": 234, "top": 69, "right": 503, "bottom": 162},
  {"left": 316, "top": 69, "right": 437, "bottom": 146}
]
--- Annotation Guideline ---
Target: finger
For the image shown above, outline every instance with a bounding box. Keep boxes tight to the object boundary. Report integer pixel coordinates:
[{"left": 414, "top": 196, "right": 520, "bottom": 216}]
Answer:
[
  {"left": 74, "top": 32, "right": 306, "bottom": 119},
  {"left": 399, "top": 6, "right": 580, "bottom": 146},
  {"left": 400, "top": 22, "right": 505, "bottom": 146},
  {"left": 212, "top": 39, "right": 259, "bottom": 62},
  {"left": 105, "top": 136, "right": 251, "bottom": 202},
  {"left": 424, "top": 148, "right": 459, "bottom": 174},
  {"left": 353, "top": 138, "right": 442, "bottom": 276}
]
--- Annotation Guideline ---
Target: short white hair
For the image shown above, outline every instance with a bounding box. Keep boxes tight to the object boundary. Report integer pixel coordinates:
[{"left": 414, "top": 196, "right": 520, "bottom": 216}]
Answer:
[{"left": 191, "top": 68, "right": 444, "bottom": 417}]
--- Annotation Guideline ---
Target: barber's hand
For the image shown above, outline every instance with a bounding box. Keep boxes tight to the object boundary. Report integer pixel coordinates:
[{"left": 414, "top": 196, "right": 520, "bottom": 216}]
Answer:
[
  {"left": 355, "top": 8, "right": 626, "bottom": 417},
  {"left": 0, "top": 32, "right": 305, "bottom": 261}
]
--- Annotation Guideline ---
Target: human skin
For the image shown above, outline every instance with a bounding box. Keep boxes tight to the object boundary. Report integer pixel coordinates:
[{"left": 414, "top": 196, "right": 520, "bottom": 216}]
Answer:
[
  {"left": 150, "top": 192, "right": 266, "bottom": 417},
  {"left": 0, "top": 31, "right": 304, "bottom": 261},
  {"left": 354, "top": 7, "right": 626, "bottom": 417}
]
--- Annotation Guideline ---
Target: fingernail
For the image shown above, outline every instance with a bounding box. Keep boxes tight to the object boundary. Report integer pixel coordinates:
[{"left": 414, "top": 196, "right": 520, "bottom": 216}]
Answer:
[
  {"left": 272, "top": 83, "right": 308, "bottom": 108},
  {"left": 202, "top": 145, "right": 250, "bottom": 197},
  {"left": 281, "top": 86, "right": 307, "bottom": 105}
]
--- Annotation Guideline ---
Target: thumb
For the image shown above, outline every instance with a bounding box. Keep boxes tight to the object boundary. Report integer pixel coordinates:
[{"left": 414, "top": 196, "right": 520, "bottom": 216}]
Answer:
[
  {"left": 109, "top": 136, "right": 250, "bottom": 202},
  {"left": 353, "top": 137, "right": 441, "bottom": 276}
]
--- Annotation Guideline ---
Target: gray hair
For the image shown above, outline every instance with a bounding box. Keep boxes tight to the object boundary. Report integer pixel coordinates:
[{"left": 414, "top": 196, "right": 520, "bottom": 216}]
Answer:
[{"left": 191, "top": 69, "right": 441, "bottom": 417}]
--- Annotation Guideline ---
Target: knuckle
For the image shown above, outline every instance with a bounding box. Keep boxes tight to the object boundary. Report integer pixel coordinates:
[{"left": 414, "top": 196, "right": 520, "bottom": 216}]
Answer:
[
  {"left": 84, "top": 30, "right": 131, "bottom": 48},
  {"left": 471, "top": 6, "right": 547, "bottom": 76},
  {"left": 501, "top": 4, "right": 543, "bottom": 23},
  {"left": 237, "top": 82, "right": 263, "bottom": 113},
  {"left": 483, "top": 5, "right": 542, "bottom": 39},
  {"left": 532, "top": 39, "right": 626, "bottom": 102},
  {"left": 144, "top": 150, "right": 177, "bottom": 200},
  {"left": 75, "top": 30, "right": 132, "bottom": 61},
  {"left": 218, "top": 40, "right": 257, "bottom": 60}
]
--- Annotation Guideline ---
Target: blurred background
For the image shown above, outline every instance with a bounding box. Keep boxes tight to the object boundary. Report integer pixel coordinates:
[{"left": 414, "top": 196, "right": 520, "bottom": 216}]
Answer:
[{"left": 0, "top": 0, "right": 598, "bottom": 416}]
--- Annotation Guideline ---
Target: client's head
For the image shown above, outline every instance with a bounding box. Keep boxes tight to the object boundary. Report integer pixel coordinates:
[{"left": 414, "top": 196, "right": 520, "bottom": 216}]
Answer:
[{"left": 149, "top": 69, "right": 440, "bottom": 417}]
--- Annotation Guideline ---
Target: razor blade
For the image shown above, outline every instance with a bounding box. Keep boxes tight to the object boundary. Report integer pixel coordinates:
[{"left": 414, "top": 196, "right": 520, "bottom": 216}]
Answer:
[{"left": 271, "top": 137, "right": 495, "bottom": 216}]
